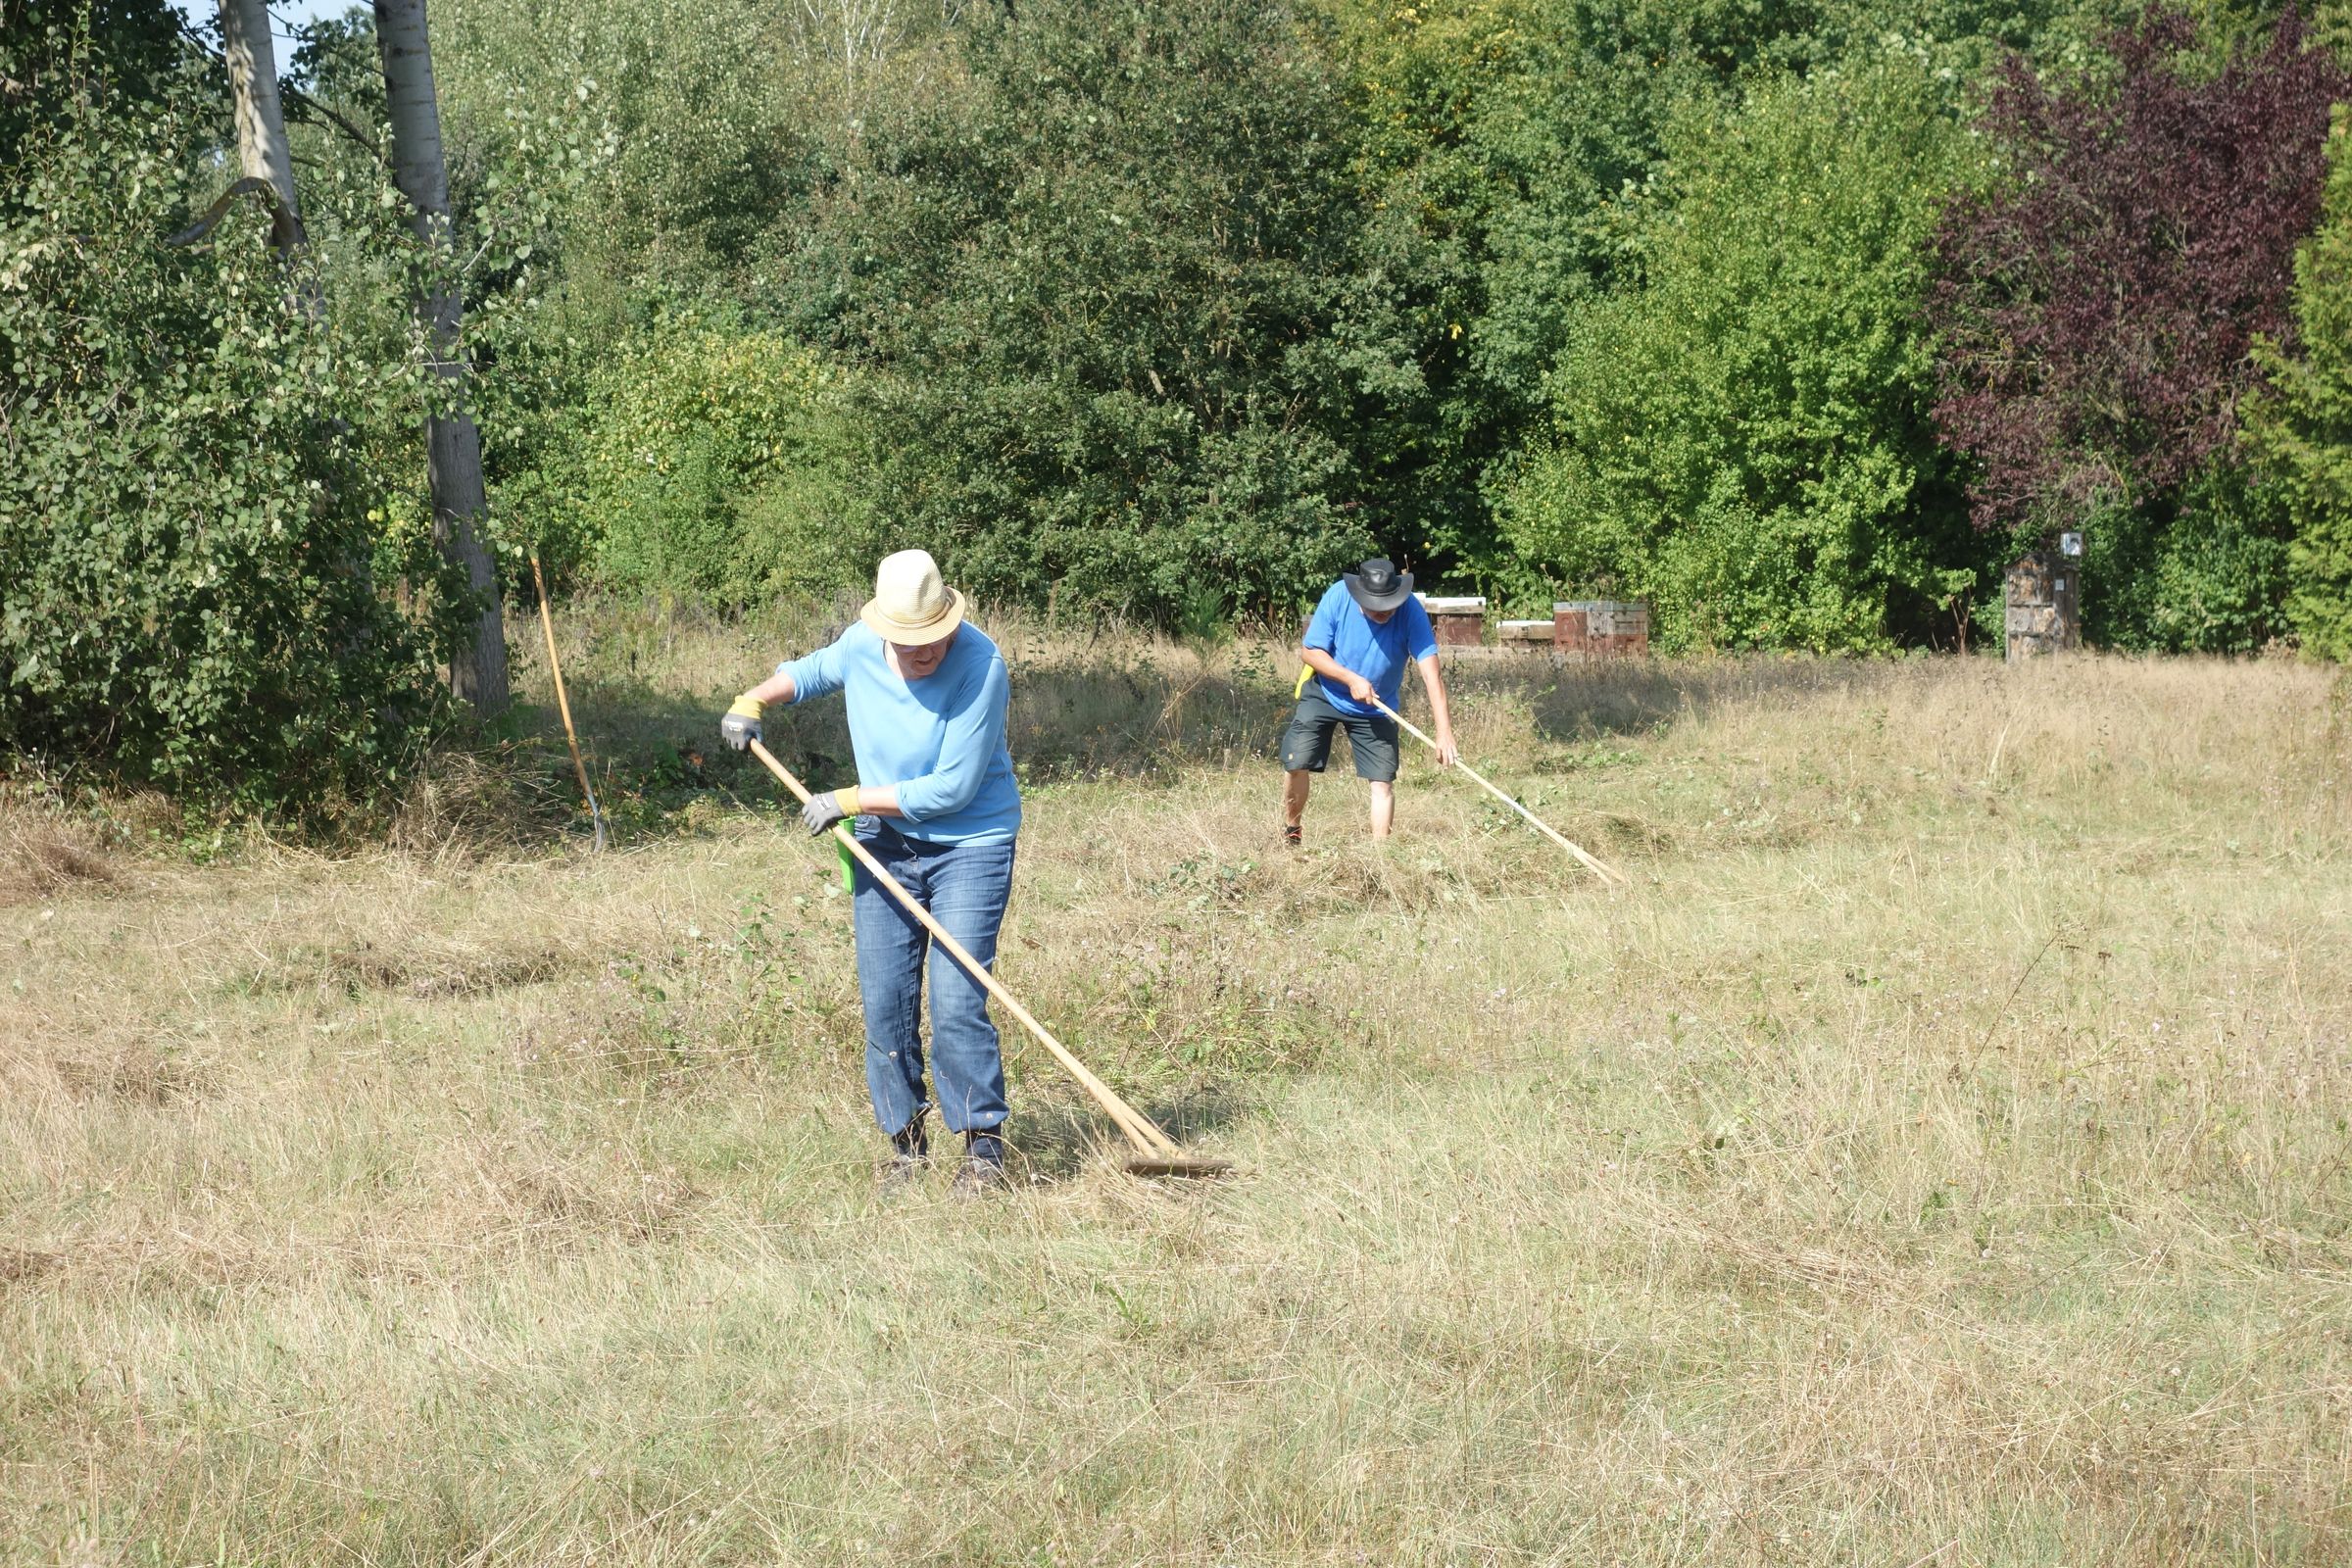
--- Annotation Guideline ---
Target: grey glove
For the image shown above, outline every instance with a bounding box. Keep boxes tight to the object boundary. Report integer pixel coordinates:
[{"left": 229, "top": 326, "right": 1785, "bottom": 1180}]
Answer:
[
  {"left": 802, "top": 789, "right": 853, "bottom": 836},
  {"left": 719, "top": 695, "right": 762, "bottom": 752}
]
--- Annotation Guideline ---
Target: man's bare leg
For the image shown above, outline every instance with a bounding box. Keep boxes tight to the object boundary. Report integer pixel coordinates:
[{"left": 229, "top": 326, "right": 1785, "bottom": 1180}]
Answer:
[
  {"left": 1369, "top": 780, "right": 1395, "bottom": 840},
  {"left": 1284, "top": 769, "right": 1311, "bottom": 831}
]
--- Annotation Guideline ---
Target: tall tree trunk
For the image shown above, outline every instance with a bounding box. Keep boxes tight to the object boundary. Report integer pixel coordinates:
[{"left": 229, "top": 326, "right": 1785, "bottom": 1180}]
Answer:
[
  {"left": 371, "top": 0, "right": 509, "bottom": 716},
  {"left": 218, "top": 0, "right": 305, "bottom": 256}
]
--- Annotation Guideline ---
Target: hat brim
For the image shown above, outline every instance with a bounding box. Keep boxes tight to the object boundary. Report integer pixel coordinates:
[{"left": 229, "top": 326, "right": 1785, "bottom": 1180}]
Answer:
[
  {"left": 1343, "top": 570, "right": 1414, "bottom": 613},
  {"left": 860, "top": 585, "right": 968, "bottom": 646}
]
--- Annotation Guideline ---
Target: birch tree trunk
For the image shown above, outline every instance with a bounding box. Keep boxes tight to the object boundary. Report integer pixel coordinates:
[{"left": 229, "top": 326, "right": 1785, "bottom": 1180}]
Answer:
[
  {"left": 372, "top": 0, "right": 510, "bottom": 715},
  {"left": 219, "top": 0, "right": 305, "bottom": 255}
]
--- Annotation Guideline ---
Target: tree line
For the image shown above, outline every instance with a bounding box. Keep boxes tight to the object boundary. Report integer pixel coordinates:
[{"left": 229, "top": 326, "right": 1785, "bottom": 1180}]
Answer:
[{"left": 5, "top": 0, "right": 2352, "bottom": 813}]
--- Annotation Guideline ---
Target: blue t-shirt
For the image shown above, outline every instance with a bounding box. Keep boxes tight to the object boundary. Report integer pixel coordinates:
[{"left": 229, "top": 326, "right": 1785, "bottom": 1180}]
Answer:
[
  {"left": 778, "top": 622, "right": 1022, "bottom": 845},
  {"left": 1302, "top": 581, "right": 1439, "bottom": 717}
]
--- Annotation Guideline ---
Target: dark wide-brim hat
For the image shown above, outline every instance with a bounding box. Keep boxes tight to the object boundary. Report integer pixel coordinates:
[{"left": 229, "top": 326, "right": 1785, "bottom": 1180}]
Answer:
[{"left": 1343, "top": 557, "right": 1414, "bottom": 613}]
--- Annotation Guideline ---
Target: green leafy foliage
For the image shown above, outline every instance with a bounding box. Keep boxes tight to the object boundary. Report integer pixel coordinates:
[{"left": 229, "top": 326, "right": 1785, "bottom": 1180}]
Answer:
[
  {"left": 503, "top": 318, "right": 875, "bottom": 605},
  {"left": 2064, "top": 466, "right": 2295, "bottom": 654},
  {"left": 781, "top": 0, "right": 1383, "bottom": 621},
  {"left": 0, "top": 13, "right": 464, "bottom": 811},
  {"left": 416, "top": 0, "right": 944, "bottom": 609},
  {"left": 430, "top": 0, "right": 830, "bottom": 286},
  {"left": 13, "top": 0, "right": 2346, "bottom": 843},
  {"left": 1315, "top": 0, "right": 2079, "bottom": 581},
  {"left": 1495, "top": 63, "right": 1990, "bottom": 651},
  {"left": 0, "top": 0, "right": 185, "bottom": 166},
  {"left": 2247, "top": 106, "right": 2352, "bottom": 661}
]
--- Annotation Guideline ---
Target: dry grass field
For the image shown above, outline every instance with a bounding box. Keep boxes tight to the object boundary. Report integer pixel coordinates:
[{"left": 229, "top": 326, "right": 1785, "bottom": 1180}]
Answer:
[{"left": 5, "top": 607, "right": 2349, "bottom": 1565}]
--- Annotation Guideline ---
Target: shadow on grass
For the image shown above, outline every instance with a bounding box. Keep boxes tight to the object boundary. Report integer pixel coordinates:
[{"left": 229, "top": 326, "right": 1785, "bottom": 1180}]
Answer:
[
  {"left": 514, "top": 597, "right": 1959, "bottom": 852},
  {"left": 556, "top": 658, "right": 1891, "bottom": 802},
  {"left": 533, "top": 662, "right": 1303, "bottom": 849},
  {"left": 1437, "top": 650, "right": 1939, "bottom": 745},
  {"left": 1010, "top": 1080, "right": 1253, "bottom": 1181}
]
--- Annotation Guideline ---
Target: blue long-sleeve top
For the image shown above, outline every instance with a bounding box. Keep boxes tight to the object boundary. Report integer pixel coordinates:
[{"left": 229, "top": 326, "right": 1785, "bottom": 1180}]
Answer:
[{"left": 777, "top": 622, "right": 1021, "bottom": 845}]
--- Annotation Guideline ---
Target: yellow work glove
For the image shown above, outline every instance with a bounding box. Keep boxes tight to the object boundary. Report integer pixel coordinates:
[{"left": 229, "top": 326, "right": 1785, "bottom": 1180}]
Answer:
[
  {"left": 719, "top": 694, "right": 762, "bottom": 752},
  {"left": 803, "top": 786, "right": 860, "bottom": 836}
]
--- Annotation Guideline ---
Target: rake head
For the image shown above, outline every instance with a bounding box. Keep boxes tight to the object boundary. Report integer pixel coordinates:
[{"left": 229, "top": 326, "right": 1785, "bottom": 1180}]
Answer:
[{"left": 1123, "top": 1152, "right": 1235, "bottom": 1179}]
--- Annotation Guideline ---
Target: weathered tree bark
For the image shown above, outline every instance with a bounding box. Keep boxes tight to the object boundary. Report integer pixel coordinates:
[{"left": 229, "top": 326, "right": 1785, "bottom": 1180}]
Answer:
[
  {"left": 372, "top": 0, "right": 510, "bottom": 715},
  {"left": 218, "top": 0, "right": 305, "bottom": 256}
]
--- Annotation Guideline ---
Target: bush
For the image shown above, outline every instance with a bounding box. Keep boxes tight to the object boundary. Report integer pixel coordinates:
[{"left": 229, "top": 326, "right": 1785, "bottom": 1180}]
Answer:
[
  {"left": 0, "top": 13, "right": 460, "bottom": 812},
  {"left": 2068, "top": 466, "right": 2294, "bottom": 655},
  {"left": 2247, "top": 104, "right": 2352, "bottom": 662},
  {"left": 782, "top": 0, "right": 1381, "bottom": 621},
  {"left": 501, "top": 319, "right": 875, "bottom": 606},
  {"left": 1495, "top": 62, "right": 1987, "bottom": 651},
  {"left": 1928, "top": 9, "right": 2343, "bottom": 654},
  {"left": 1927, "top": 9, "right": 2343, "bottom": 535},
  {"left": 431, "top": 0, "right": 845, "bottom": 284}
]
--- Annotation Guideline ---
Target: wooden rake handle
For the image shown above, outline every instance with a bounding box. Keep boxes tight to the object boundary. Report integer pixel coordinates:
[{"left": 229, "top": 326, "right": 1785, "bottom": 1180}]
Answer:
[
  {"left": 1368, "top": 696, "right": 1630, "bottom": 886},
  {"left": 530, "top": 553, "right": 606, "bottom": 853},
  {"left": 747, "top": 740, "right": 1180, "bottom": 1157}
]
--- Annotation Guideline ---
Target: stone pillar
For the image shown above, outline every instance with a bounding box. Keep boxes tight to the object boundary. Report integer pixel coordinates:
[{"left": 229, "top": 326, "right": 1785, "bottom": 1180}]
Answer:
[{"left": 2004, "top": 553, "right": 2082, "bottom": 660}]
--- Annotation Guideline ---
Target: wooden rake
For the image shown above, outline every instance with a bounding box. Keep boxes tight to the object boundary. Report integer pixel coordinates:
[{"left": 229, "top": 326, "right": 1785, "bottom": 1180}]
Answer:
[
  {"left": 748, "top": 740, "right": 1231, "bottom": 1179},
  {"left": 1367, "top": 694, "right": 1630, "bottom": 886}
]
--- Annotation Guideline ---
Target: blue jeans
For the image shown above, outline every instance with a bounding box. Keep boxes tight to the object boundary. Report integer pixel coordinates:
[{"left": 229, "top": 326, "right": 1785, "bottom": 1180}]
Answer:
[{"left": 851, "top": 821, "right": 1017, "bottom": 1138}]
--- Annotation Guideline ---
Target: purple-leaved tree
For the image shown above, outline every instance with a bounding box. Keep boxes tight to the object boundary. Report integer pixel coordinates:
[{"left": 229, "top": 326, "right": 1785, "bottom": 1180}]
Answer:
[{"left": 1928, "top": 8, "right": 2349, "bottom": 535}]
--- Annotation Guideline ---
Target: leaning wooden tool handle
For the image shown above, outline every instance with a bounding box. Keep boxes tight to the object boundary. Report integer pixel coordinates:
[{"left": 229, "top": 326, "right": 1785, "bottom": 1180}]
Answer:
[
  {"left": 530, "top": 554, "right": 607, "bottom": 854},
  {"left": 1370, "top": 696, "right": 1629, "bottom": 886},
  {"left": 748, "top": 741, "right": 1178, "bottom": 1156}
]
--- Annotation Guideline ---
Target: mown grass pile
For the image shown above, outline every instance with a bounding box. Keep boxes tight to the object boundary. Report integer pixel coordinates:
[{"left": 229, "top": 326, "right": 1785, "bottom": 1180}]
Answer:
[{"left": 4, "top": 613, "right": 2348, "bottom": 1564}]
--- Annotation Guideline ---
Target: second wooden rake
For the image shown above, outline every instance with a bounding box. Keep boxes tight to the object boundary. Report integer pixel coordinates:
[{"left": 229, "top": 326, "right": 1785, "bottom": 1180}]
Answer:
[{"left": 1367, "top": 694, "right": 1629, "bottom": 886}]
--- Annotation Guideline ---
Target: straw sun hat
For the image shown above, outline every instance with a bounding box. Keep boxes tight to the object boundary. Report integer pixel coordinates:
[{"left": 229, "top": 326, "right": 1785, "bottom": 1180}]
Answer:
[{"left": 858, "top": 549, "right": 967, "bottom": 645}]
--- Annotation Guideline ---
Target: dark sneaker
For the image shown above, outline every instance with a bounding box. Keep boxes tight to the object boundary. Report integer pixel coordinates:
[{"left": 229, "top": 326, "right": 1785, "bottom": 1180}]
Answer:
[
  {"left": 1282, "top": 821, "right": 1301, "bottom": 849},
  {"left": 876, "top": 1116, "right": 929, "bottom": 1193},
  {"left": 951, "top": 1126, "right": 1009, "bottom": 1199},
  {"left": 876, "top": 1152, "right": 928, "bottom": 1192},
  {"left": 950, "top": 1155, "right": 1008, "bottom": 1199}
]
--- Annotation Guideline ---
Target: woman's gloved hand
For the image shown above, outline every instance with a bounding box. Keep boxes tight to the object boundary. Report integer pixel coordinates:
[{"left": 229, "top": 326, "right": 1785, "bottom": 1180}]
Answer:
[
  {"left": 719, "top": 694, "right": 763, "bottom": 752},
  {"left": 803, "top": 786, "right": 860, "bottom": 835}
]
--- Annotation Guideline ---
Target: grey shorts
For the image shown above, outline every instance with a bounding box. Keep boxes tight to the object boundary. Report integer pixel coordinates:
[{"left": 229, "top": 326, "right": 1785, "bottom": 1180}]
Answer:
[{"left": 1280, "top": 690, "right": 1399, "bottom": 782}]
